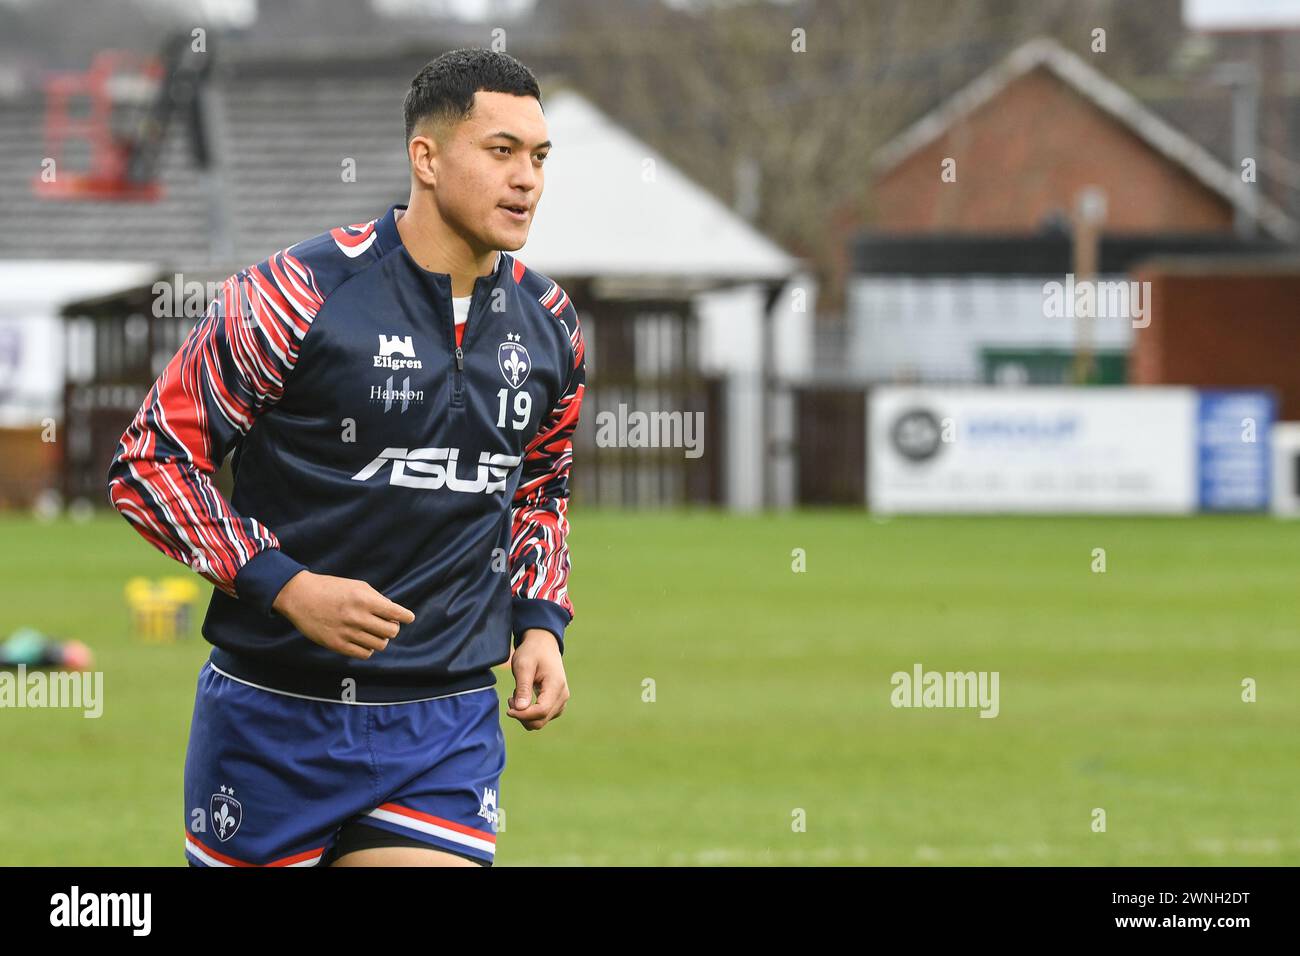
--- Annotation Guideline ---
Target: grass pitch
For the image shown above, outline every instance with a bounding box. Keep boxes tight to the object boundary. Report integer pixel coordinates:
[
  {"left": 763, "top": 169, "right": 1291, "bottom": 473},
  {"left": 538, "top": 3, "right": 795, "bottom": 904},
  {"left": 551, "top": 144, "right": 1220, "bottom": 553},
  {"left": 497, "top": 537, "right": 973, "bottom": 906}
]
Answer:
[{"left": 1, "top": 509, "right": 1296, "bottom": 865}]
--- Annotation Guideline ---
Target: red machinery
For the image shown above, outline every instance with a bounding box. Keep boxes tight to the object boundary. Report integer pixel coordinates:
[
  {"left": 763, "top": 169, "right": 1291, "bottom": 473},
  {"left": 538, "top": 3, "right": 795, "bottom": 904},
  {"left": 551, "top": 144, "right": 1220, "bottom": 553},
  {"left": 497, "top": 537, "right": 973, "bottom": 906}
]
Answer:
[
  {"left": 34, "top": 49, "right": 166, "bottom": 200},
  {"left": 33, "top": 35, "right": 211, "bottom": 201}
]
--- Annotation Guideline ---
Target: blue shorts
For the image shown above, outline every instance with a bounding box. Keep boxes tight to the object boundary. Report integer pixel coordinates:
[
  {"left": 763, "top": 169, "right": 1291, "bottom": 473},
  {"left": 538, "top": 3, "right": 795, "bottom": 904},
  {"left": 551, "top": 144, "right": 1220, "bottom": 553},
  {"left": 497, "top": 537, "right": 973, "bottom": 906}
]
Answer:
[{"left": 183, "top": 660, "right": 504, "bottom": 867}]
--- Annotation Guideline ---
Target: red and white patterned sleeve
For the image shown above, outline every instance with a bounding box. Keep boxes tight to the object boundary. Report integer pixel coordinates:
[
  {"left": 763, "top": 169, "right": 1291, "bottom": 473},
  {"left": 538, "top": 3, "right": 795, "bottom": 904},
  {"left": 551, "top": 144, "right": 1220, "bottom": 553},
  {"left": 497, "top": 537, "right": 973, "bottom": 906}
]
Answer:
[
  {"left": 509, "top": 294, "right": 586, "bottom": 652},
  {"left": 106, "top": 249, "right": 323, "bottom": 617}
]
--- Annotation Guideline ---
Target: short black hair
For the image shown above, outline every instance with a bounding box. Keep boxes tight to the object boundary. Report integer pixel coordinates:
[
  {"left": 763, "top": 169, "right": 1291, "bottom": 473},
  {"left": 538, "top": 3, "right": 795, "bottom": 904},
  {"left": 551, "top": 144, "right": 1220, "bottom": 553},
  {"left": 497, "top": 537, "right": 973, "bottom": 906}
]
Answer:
[{"left": 403, "top": 48, "right": 542, "bottom": 145}]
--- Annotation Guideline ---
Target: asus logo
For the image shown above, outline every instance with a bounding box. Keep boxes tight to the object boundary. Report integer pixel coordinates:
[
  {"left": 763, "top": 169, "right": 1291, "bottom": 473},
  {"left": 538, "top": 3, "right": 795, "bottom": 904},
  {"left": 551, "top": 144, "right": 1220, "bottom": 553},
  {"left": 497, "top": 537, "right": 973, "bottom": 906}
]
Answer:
[{"left": 351, "top": 447, "right": 522, "bottom": 494}]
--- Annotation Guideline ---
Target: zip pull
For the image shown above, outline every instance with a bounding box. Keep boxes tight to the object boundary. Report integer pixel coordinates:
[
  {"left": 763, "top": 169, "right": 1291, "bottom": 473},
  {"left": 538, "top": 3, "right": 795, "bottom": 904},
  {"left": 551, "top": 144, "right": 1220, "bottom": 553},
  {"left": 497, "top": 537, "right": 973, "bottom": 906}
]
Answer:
[{"left": 454, "top": 346, "right": 464, "bottom": 371}]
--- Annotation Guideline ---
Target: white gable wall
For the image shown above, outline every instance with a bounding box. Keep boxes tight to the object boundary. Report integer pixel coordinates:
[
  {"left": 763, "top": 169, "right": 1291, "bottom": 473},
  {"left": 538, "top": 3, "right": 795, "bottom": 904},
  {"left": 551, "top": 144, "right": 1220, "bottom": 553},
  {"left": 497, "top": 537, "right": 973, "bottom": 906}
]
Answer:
[{"left": 847, "top": 275, "right": 1137, "bottom": 382}]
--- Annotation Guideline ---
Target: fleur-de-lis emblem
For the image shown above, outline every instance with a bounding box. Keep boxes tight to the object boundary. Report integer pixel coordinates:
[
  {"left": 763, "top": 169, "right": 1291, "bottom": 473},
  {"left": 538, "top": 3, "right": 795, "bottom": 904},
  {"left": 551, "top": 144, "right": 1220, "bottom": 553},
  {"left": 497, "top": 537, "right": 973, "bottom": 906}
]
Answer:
[
  {"left": 505, "top": 350, "right": 527, "bottom": 386},
  {"left": 210, "top": 791, "right": 243, "bottom": 841},
  {"left": 498, "top": 340, "right": 532, "bottom": 388}
]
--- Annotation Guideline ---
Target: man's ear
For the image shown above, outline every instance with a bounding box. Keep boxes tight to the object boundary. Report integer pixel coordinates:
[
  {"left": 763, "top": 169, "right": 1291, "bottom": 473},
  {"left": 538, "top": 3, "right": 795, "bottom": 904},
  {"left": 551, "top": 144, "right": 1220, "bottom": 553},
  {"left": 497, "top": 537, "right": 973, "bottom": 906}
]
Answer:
[{"left": 408, "top": 132, "right": 439, "bottom": 188}]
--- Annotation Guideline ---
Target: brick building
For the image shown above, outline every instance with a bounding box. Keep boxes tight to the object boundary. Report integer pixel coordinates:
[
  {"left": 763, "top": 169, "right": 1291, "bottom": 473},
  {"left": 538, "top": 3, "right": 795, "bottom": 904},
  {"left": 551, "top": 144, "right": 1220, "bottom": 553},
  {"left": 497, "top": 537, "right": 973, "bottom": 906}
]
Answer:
[
  {"left": 1131, "top": 258, "right": 1300, "bottom": 420},
  {"left": 830, "top": 37, "right": 1296, "bottom": 388},
  {"left": 868, "top": 37, "right": 1295, "bottom": 239}
]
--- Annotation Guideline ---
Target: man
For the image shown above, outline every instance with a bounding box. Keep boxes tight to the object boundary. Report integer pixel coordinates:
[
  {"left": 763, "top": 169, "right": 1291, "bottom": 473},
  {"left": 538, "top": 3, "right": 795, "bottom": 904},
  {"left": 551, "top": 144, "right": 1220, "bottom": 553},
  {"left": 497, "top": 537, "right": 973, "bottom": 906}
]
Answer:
[{"left": 106, "top": 49, "right": 585, "bottom": 867}]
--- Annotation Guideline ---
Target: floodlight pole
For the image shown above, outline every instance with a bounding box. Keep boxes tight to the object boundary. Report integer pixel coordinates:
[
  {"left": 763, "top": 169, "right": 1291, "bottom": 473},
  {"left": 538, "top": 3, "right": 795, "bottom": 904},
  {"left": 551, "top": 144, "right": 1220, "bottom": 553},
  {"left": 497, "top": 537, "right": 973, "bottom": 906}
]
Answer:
[
  {"left": 1210, "top": 61, "right": 1260, "bottom": 239},
  {"left": 1071, "top": 186, "right": 1106, "bottom": 386}
]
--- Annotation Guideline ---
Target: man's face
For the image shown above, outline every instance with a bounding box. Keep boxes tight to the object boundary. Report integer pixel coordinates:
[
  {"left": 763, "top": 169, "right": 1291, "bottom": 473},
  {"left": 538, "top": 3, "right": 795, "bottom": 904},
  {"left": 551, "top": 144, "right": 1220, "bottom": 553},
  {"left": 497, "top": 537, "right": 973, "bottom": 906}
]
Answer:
[{"left": 423, "top": 90, "right": 550, "bottom": 253}]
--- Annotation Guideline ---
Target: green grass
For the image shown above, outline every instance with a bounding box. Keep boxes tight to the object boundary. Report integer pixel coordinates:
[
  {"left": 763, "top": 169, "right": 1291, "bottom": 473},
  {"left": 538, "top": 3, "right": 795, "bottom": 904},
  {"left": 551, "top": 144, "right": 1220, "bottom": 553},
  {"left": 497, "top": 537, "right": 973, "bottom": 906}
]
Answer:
[{"left": 1, "top": 509, "right": 1297, "bottom": 865}]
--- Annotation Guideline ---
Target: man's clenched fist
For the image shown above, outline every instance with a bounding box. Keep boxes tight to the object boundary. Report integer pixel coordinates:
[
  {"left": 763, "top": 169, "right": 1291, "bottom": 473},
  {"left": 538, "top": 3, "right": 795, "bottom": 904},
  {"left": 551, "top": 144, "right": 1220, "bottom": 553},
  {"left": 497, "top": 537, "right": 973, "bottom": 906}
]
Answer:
[{"left": 272, "top": 570, "right": 415, "bottom": 660}]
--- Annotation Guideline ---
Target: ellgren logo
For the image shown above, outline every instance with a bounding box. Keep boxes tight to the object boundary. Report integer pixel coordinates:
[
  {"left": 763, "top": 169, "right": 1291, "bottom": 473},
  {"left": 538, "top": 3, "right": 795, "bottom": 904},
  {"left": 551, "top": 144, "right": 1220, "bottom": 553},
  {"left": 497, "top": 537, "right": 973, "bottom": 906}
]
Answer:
[
  {"left": 498, "top": 332, "right": 530, "bottom": 388},
  {"left": 374, "top": 334, "right": 422, "bottom": 370},
  {"left": 351, "top": 447, "right": 522, "bottom": 494}
]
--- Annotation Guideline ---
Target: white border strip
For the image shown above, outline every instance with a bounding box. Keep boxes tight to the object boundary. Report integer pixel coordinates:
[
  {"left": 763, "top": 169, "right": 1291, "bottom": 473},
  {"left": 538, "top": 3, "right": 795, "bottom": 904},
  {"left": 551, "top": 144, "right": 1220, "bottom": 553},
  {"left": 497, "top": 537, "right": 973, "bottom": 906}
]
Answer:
[
  {"left": 185, "top": 835, "right": 323, "bottom": 867},
  {"left": 185, "top": 839, "right": 232, "bottom": 867},
  {"left": 366, "top": 807, "right": 496, "bottom": 855}
]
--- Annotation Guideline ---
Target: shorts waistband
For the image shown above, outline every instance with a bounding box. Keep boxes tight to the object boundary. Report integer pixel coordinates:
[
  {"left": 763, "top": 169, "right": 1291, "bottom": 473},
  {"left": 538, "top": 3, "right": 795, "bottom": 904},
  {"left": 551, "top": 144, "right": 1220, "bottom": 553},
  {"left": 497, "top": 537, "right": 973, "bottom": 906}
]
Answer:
[{"left": 207, "top": 647, "right": 497, "bottom": 705}]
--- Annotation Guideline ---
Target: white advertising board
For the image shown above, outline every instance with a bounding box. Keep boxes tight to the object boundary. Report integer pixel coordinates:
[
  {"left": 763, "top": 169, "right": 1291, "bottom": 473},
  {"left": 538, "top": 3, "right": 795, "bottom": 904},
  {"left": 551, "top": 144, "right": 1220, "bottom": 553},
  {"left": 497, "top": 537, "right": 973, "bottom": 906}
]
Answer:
[
  {"left": 869, "top": 387, "right": 1199, "bottom": 514},
  {"left": 1271, "top": 422, "right": 1300, "bottom": 516}
]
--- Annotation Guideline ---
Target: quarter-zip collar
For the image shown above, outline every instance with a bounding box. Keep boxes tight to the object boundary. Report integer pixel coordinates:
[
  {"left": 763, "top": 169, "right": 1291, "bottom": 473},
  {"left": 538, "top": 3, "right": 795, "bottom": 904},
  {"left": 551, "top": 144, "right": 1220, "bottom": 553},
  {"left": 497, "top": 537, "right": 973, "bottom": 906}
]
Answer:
[
  {"left": 375, "top": 202, "right": 507, "bottom": 291},
  {"left": 375, "top": 203, "right": 513, "bottom": 352}
]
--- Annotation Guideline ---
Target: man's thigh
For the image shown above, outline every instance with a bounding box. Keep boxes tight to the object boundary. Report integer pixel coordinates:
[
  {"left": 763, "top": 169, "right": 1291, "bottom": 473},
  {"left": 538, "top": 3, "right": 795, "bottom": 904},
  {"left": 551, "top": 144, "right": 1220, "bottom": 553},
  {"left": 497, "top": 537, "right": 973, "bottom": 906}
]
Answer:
[
  {"left": 326, "top": 821, "right": 487, "bottom": 867},
  {"left": 332, "top": 847, "right": 482, "bottom": 866}
]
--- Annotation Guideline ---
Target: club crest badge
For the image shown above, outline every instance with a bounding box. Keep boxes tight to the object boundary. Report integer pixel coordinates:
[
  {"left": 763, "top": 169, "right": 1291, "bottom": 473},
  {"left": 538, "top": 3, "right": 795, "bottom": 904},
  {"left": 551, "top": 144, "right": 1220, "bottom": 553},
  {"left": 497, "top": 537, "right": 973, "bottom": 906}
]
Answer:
[
  {"left": 498, "top": 333, "right": 530, "bottom": 389},
  {"left": 211, "top": 785, "right": 242, "bottom": 842}
]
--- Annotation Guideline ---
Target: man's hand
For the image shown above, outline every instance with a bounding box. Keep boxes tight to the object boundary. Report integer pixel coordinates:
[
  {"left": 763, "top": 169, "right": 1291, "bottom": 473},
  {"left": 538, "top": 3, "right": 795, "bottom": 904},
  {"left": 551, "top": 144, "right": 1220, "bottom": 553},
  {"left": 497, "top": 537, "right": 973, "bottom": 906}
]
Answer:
[
  {"left": 271, "top": 570, "right": 415, "bottom": 660},
  {"left": 506, "top": 629, "right": 569, "bottom": 731}
]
